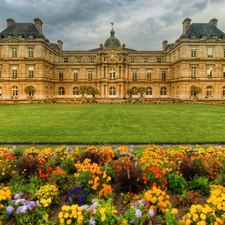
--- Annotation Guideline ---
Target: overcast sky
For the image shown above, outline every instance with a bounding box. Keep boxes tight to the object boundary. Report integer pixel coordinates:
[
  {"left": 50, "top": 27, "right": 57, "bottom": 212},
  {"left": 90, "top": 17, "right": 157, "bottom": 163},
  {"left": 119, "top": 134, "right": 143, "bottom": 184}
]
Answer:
[{"left": 0, "top": 0, "right": 225, "bottom": 50}]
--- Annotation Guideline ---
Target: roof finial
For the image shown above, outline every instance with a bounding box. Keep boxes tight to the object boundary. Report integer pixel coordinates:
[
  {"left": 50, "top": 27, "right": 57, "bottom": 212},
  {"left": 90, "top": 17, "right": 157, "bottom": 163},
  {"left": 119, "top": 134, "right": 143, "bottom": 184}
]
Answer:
[{"left": 111, "top": 21, "right": 114, "bottom": 28}]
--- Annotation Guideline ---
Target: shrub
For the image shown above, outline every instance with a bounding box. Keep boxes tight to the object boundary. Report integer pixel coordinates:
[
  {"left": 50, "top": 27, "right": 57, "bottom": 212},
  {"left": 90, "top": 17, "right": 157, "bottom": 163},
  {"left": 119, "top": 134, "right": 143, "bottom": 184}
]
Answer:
[
  {"left": 167, "top": 173, "right": 187, "bottom": 195},
  {"left": 17, "top": 156, "right": 39, "bottom": 176},
  {"left": 179, "top": 157, "right": 209, "bottom": 180},
  {"left": 113, "top": 157, "right": 145, "bottom": 194},
  {"left": 188, "top": 176, "right": 210, "bottom": 196}
]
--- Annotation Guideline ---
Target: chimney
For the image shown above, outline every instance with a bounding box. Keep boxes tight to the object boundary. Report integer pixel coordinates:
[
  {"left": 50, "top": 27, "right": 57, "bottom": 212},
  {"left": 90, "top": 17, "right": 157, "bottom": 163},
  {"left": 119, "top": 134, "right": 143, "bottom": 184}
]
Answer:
[
  {"left": 162, "top": 40, "right": 168, "bottom": 51},
  {"left": 6, "top": 18, "right": 15, "bottom": 27},
  {"left": 182, "top": 18, "right": 191, "bottom": 34},
  {"left": 57, "top": 40, "right": 63, "bottom": 50},
  {"left": 33, "top": 18, "right": 43, "bottom": 34},
  {"left": 209, "top": 18, "right": 218, "bottom": 27}
]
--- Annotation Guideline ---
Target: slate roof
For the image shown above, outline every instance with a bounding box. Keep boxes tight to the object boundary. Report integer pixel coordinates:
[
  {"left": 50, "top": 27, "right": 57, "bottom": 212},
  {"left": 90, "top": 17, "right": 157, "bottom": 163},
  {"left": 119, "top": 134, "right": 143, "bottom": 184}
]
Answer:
[
  {"left": 180, "top": 23, "right": 225, "bottom": 39},
  {"left": 104, "top": 29, "right": 121, "bottom": 48},
  {"left": 0, "top": 23, "right": 45, "bottom": 38}
]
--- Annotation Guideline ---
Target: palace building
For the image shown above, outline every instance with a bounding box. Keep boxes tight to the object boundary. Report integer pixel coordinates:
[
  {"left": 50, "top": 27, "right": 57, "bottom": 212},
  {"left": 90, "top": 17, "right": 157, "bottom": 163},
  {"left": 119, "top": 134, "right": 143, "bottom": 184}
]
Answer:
[{"left": 0, "top": 17, "right": 225, "bottom": 102}]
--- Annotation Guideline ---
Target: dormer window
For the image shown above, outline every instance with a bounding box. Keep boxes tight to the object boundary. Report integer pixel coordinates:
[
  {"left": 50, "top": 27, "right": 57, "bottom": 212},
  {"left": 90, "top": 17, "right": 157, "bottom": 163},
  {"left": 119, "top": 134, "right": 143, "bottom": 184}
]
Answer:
[
  {"left": 7, "top": 33, "right": 13, "bottom": 38},
  {"left": 18, "top": 34, "right": 24, "bottom": 38},
  {"left": 191, "top": 34, "right": 196, "bottom": 39},
  {"left": 201, "top": 35, "right": 207, "bottom": 39},
  {"left": 29, "top": 33, "right": 35, "bottom": 38}
]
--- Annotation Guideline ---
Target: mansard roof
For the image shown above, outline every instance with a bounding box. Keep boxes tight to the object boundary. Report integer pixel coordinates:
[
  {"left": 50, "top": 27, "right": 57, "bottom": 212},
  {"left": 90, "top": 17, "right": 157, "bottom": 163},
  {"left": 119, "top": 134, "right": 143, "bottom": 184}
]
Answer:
[
  {"left": 180, "top": 23, "right": 225, "bottom": 39},
  {"left": 0, "top": 23, "right": 45, "bottom": 39}
]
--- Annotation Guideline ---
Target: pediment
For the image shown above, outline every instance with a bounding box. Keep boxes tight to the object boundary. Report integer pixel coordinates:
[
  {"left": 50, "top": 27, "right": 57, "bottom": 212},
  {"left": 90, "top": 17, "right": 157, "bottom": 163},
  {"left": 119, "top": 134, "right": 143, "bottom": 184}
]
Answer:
[{"left": 2, "top": 37, "right": 22, "bottom": 43}]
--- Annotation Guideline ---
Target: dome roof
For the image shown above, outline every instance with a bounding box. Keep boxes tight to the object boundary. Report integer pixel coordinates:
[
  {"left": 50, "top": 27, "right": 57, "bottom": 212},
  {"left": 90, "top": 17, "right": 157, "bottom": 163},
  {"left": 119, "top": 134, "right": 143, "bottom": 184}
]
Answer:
[{"left": 104, "top": 29, "right": 121, "bottom": 48}]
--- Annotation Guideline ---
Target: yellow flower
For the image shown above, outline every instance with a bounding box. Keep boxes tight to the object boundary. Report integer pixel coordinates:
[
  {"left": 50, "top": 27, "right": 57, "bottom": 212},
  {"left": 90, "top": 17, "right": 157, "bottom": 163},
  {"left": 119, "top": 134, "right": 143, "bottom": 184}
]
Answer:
[
  {"left": 66, "top": 219, "right": 72, "bottom": 224},
  {"left": 171, "top": 208, "right": 178, "bottom": 215}
]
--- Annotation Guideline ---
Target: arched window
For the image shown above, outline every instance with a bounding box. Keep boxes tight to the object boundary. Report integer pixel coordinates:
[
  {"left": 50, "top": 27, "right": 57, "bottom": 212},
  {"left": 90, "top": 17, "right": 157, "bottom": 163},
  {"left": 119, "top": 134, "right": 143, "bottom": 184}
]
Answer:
[
  {"left": 160, "top": 87, "right": 167, "bottom": 95},
  {"left": 58, "top": 86, "right": 65, "bottom": 95},
  {"left": 206, "top": 86, "right": 213, "bottom": 96},
  {"left": 146, "top": 87, "right": 152, "bottom": 95},
  {"left": 73, "top": 87, "right": 79, "bottom": 95},
  {"left": 109, "top": 86, "right": 116, "bottom": 95},
  {"left": 12, "top": 86, "right": 18, "bottom": 96},
  {"left": 223, "top": 86, "right": 225, "bottom": 96}
]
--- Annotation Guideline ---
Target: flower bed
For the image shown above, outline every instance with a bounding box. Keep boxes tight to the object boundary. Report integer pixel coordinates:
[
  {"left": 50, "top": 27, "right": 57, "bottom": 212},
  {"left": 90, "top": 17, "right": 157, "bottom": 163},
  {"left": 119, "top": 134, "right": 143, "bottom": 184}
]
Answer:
[{"left": 1, "top": 145, "right": 225, "bottom": 224}]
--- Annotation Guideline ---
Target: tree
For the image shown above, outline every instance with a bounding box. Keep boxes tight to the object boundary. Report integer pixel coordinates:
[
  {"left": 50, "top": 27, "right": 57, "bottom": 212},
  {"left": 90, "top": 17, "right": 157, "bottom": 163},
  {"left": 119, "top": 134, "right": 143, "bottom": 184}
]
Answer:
[
  {"left": 126, "top": 88, "right": 134, "bottom": 97},
  {"left": 24, "top": 85, "right": 35, "bottom": 96},
  {"left": 136, "top": 87, "right": 147, "bottom": 97},
  {"left": 190, "top": 85, "right": 202, "bottom": 98},
  {"left": 78, "top": 86, "right": 88, "bottom": 97},
  {"left": 87, "top": 87, "right": 100, "bottom": 97}
]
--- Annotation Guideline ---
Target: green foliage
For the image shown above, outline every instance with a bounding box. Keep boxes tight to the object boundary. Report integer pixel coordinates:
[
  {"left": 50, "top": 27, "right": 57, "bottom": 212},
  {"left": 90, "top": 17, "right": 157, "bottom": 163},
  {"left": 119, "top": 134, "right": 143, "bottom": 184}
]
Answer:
[
  {"left": 78, "top": 86, "right": 88, "bottom": 96},
  {"left": 188, "top": 176, "right": 210, "bottom": 196},
  {"left": 87, "top": 87, "right": 100, "bottom": 97},
  {"left": 61, "top": 158, "right": 77, "bottom": 174},
  {"left": 136, "top": 87, "right": 147, "bottom": 97},
  {"left": 190, "top": 85, "right": 202, "bottom": 97},
  {"left": 164, "top": 206, "right": 178, "bottom": 225},
  {"left": 24, "top": 85, "right": 35, "bottom": 96},
  {"left": 167, "top": 173, "right": 187, "bottom": 195},
  {"left": 26, "top": 175, "right": 44, "bottom": 196}
]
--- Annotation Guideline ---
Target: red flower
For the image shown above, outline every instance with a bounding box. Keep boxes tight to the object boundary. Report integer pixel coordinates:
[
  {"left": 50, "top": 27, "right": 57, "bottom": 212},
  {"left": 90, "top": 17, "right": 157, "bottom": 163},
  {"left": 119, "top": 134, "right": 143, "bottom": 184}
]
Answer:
[
  {"left": 10, "top": 156, "right": 16, "bottom": 160},
  {"left": 39, "top": 171, "right": 47, "bottom": 179}
]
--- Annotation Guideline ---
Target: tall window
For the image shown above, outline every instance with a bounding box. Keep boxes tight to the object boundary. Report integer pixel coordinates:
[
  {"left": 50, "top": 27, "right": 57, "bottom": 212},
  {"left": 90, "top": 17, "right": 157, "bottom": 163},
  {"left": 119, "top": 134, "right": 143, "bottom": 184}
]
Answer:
[
  {"left": 28, "top": 67, "right": 34, "bottom": 78},
  {"left": 59, "top": 71, "right": 63, "bottom": 81},
  {"left": 58, "top": 87, "right": 65, "bottom": 95},
  {"left": 223, "top": 86, "right": 225, "bottom": 96},
  {"left": 146, "top": 87, "right": 152, "bottom": 95},
  {"left": 147, "top": 72, "right": 151, "bottom": 81},
  {"left": 162, "top": 71, "right": 166, "bottom": 81},
  {"left": 109, "top": 86, "right": 116, "bottom": 96},
  {"left": 160, "top": 87, "right": 167, "bottom": 95},
  {"left": 88, "top": 71, "right": 92, "bottom": 81},
  {"left": 191, "top": 67, "right": 196, "bottom": 78},
  {"left": 28, "top": 47, "right": 33, "bottom": 58},
  {"left": 12, "top": 86, "right": 18, "bottom": 96},
  {"left": 206, "top": 86, "right": 213, "bottom": 96},
  {"left": 12, "top": 48, "right": 17, "bottom": 58},
  {"left": 109, "top": 68, "right": 116, "bottom": 80},
  {"left": 73, "top": 87, "right": 79, "bottom": 95},
  {"left": 191, "top": 48, "right": 196, "bottom": 58},
  {"left": 132, "top": 71, "right": 137, "bottom": 81},
  {"left": 12, "top": 67, "right": 17, "bottom": 78},
  {"left": 90, "top": 57, "right": 94, "bottom": 63},
  {"left": 130, "top": 58, "right": 135, "bottom": 62},
  {"left": 208, "top": 48, "right": 213, "bottom": 58},
  {"left": 77, "top": 57, "right": 81, "bottom": 63},
  {"left": 74, "top": 71, "right": 78, "bottom": 81},
  {"left": 207, "top": 67, "right": 212, "bottom": 78}
]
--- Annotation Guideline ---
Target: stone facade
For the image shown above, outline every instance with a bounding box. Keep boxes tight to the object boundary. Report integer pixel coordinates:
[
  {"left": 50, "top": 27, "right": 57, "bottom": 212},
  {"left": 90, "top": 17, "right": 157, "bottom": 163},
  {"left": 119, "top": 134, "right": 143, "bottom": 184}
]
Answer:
[{"left": 0, "top": 18, "right": 225, "bottom": 102}]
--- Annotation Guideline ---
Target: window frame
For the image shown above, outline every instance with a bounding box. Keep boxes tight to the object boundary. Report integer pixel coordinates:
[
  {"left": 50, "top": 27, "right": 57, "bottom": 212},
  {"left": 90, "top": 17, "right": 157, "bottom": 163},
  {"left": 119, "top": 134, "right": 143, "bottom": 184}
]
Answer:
[
  {"left": 132, "top": 71, "right": 137, "bottom": 81},
  {"left": 109, "top": 86, "right": 116, "bottom": 96},
  {"left": 161, "top": 71, "right": 166, "bottom": 81},
  {"left": 59, "top": 71, "right": 64, "bottom": 81},
  {"left": 191, "top": 48, "right": 196, "bottom": 58},
  {"left": 12, "top": 47, "right": 17, "bottom": 58},
  {"left": 28, "top": 47, "right": 34, "bottom": 58},
  {"left": 58, "top": 86, "right": 65, "bottom": 95},
  {"left": 73, "top": 86, "right": 79, "bottom": 95},
  {"left": 88, "top": 70, "right": 93, "bottom": 81},
  {"left": 147, "top": 71, "right": 151, "bottom": 81},
  {"left": 160, "top": 86, "right": 167, "bottom": 96},
  {"left": 146, "top": 87, "right": 152, "bottom": 95}
]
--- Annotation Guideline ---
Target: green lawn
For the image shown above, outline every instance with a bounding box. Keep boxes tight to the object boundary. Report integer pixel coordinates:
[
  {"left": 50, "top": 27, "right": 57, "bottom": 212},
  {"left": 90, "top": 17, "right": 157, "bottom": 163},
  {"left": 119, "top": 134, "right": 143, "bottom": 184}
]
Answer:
[{"left": 0, "top": 104, "right": 225, "bottom": 144}]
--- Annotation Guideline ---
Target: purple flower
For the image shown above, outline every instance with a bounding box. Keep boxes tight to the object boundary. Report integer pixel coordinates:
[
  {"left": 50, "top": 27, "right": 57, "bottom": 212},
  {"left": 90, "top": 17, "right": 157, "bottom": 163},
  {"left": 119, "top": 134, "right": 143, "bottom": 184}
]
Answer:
[
  {"left": 130, "top": 219, "right": 135, "bottom": 224},
  {"left": 16, "top": 205, "right": 27, "bottom": 214},
  {"left": 14, "top": 192, "right": 23, "bottom": 199},
  {"left": 6, "top": 206, "right": 14, "bottom": 216},
  {"left": 27, "top": 201, "right": 35, "bottom": 210},
  {"left": 89, "top": 217, "right": 96, "bottom": 225},
  {"left": 82, "top": 204, "right": 89, "bottom": 211},
  {"left": 22, "top": 199, "right": 28, "bottom": 205},
  {"left": 148, "top": 208, "right": 155, "bottom": 217},
  {"left": 135, "top": 209, "right": 142, "bottom": 218}
]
